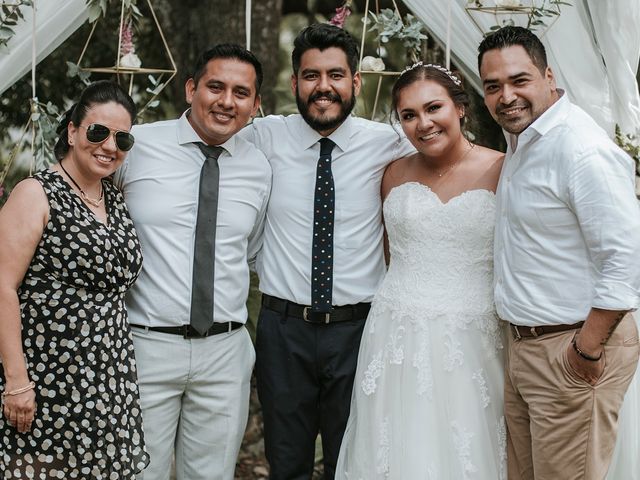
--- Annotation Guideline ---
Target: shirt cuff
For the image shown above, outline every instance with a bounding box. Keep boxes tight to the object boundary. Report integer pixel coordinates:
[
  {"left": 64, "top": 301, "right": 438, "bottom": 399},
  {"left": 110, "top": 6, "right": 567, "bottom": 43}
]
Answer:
[{"left": 592, "top": 280, "right": 640, "bottom": 311}]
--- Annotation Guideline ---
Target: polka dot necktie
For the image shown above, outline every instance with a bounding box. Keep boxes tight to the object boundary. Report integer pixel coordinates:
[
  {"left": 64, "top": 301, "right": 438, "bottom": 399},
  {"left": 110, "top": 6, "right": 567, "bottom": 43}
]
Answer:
[
  {"left": 311, "top": 137, "right": 336, "bottom": 313},
  {"left": 191, "top": 142, "right": 224, "bottom": 335}
]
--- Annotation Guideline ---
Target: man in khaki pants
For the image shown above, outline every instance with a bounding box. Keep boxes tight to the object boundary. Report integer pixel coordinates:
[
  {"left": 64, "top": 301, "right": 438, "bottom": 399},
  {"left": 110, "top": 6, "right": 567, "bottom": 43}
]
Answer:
[{"left": 478, "top": 26, "right": 640, "bottom": 479}]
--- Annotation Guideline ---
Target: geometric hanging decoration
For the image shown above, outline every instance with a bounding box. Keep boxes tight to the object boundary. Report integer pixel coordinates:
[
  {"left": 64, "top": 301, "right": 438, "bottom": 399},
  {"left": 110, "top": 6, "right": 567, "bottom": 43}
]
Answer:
[
  {"left": 77, "top": 0, "right": 177, "bottom": 115},
  {"left": 464, "top": 0, "right": 566, "bottom": 38}
]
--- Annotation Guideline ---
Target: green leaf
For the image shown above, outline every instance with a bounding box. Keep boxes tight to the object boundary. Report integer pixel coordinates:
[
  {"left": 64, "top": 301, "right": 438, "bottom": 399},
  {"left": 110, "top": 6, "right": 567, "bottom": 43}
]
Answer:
[
  {"left": 130, "top": 4, "right": 142, "bottom": 17},
  {"left": 87, "top": 4, "right": 102, "bottom": 23},
  {"left": 66, "top": 61, "right": 80, "bottom": 76}
]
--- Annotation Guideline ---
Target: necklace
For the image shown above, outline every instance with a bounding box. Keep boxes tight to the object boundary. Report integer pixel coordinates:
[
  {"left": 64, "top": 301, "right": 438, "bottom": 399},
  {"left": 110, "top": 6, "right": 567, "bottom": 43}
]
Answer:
[
  {"left": 432, "top": 142, "right": 475, "bottom": 178},
  {"left": 58, "top": 161, "right": 104, "bottom": 208}
]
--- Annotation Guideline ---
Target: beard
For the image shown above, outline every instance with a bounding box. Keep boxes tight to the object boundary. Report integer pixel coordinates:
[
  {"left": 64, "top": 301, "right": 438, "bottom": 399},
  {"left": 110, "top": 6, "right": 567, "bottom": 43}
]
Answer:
[{"left": 296, "top": 87, "right": 356, "bottom": 133}]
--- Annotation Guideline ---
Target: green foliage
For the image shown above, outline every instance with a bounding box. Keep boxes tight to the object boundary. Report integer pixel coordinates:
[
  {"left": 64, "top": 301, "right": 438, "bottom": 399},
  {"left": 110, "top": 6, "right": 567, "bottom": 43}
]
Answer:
[
  {"left": 0, "top": 100, "right": 60, "bottom": 207},
  {"left": 615, "top": 125, "right": 640, "bottom": 178},
  {"left": 367, "top": 8, "right": 427, "bottom": 61},
  {"left": 86, "top": 0, "right": 142, "bottom": 25},
  {"left": 66, "top": 61, "right": 92, "bottom": 85},
  {"left": 0, "top": 0, "right": 32, "bottom": 53},
  {"left": 30, "top": 100, "right": 63, "bottom": 169}
]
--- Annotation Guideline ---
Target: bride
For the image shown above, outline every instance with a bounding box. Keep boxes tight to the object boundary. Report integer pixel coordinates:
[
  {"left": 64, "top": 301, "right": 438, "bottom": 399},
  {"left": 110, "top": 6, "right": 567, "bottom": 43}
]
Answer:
[{"left": 335, "top": 63, "right": 505, "bottom": 479}]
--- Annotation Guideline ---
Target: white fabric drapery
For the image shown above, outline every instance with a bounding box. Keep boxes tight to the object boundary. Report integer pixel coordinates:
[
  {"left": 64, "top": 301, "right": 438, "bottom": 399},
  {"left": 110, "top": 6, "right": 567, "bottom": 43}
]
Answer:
[{"left": 0, "top": 0, "right": 88, "bottom": 97}]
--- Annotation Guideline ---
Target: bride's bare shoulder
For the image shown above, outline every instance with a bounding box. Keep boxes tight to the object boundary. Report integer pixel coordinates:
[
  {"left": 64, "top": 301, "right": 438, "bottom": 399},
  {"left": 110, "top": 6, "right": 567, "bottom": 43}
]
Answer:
[{"left": 382, "top": 153, "right": 420, "bottom": 199}]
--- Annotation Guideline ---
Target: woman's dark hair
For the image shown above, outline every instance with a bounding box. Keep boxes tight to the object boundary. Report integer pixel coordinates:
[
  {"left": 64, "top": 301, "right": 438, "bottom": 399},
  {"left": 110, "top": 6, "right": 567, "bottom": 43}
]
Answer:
[
  {"left": 54, "top": 80, "right": 137, "bottom": 161},
  {"left": 390, "top": 64, "right": 470, "bottom": 128},
  {"left": 292, "top": 23, "right": 360, "bottom": 75}
]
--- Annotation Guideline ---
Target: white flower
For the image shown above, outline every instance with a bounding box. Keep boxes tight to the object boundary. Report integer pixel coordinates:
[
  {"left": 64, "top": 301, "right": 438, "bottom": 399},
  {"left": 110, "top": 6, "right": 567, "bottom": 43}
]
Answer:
[
  {"left": 120, "top": 52, "right": 142, "bottom": 68},
  {"left": 361, "top": 56, "right": 386, "bottom": 72},
  {"left": 495, "top": 0, "right": 521, "bottom": 6}
]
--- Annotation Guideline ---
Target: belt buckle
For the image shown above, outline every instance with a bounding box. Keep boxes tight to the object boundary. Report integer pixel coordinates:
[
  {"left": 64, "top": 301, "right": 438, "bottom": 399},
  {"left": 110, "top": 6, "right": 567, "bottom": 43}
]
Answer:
[
  {"left": 303, "top": 307, "right": 331, "bottom": 324},
  {"left": 182, "top": 325, "right": 191, "bottom": 339},
  {"left": 530, "top": 327, "right": 539, "bottom": 338}
]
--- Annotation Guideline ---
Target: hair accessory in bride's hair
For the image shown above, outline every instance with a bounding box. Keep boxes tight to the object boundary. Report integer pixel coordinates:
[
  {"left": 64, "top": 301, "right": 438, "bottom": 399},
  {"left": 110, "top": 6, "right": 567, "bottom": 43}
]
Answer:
[{"left": 400, "top": 61, "right": 462, "bottom": 87}]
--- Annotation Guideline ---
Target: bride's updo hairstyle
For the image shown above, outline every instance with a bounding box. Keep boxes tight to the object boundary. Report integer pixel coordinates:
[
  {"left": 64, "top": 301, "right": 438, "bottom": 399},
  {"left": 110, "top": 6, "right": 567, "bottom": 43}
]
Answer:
[{"left": 390, "top": 63, "right": 470, "bottom": 128}]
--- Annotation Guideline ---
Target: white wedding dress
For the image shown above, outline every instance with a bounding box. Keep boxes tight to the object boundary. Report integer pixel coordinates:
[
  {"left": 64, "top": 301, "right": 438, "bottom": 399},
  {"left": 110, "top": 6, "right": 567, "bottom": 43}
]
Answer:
[{"left": 336, "top": 182, "right": 507, "bottom": 480}]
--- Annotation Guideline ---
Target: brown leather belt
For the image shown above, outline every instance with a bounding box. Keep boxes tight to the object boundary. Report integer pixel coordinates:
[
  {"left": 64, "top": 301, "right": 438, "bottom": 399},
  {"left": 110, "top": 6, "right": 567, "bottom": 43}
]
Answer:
[
  {"left": 510, "top": 321, "right": 584, "bottom": 339},
  {"left": 130, "top": 322, "right": 243, "bottom": 339},
  {"left": 262, "top": 294, "right": 371, "bottom": 324}
]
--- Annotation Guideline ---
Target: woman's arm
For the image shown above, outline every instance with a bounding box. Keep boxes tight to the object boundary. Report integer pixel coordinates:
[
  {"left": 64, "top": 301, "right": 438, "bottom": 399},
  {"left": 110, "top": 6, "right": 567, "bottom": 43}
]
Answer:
[{"left": 0, "top": 178, "right": 48, "bottom": 432}]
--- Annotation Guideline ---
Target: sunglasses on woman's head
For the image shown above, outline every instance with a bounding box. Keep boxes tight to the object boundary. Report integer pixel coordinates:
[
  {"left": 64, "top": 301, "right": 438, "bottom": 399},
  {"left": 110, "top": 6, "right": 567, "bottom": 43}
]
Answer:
[{"left": 79, "top": 123, "right": 135, "bottom": 151}]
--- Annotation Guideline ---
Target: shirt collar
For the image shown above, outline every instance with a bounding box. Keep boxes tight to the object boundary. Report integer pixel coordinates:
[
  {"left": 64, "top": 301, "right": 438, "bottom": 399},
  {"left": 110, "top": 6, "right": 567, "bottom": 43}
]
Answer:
[
  {"left": 297, "top": 114, "right": 354, "bottom": 153},
  {"left": 505, "top": 89, "right": 567, "bottom": 152},
  {"left": 177, "top": 109, "right": 236, "bottom": 156}
]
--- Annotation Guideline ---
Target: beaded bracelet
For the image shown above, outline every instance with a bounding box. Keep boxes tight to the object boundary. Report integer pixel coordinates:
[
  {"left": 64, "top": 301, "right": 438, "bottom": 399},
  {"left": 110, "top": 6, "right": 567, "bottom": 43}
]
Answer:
[
  {"left": 1, "top": 381, "right": 36, "bottom": 400},
  {"left": 572, "top": 337, "right": 602, "bottom": 362}
]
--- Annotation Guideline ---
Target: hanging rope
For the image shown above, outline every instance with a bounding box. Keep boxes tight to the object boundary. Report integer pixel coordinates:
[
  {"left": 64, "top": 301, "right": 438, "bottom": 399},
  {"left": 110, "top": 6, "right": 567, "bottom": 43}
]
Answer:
[
  {"left": 29, "top": 0, "right": 37, "bottom": 174},
  {"left": 445, "top": 0, "right": 451, "bottom": 69},
  {"left": 245, "top": 0, "right": 251, "bottom": 50}
]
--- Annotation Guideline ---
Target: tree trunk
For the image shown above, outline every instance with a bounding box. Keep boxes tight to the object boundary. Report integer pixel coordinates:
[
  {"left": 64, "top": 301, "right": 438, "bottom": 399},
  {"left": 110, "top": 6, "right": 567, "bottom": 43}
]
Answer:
[{"left": 152, "top": 0, "right": 283, "bottom": 114}]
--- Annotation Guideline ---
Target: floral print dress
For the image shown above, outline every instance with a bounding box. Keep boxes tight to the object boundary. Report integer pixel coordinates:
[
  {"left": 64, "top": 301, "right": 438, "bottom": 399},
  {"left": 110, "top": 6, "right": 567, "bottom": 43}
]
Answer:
[{"left": 0, "top": 169, "right": 149, "bottom": 479}]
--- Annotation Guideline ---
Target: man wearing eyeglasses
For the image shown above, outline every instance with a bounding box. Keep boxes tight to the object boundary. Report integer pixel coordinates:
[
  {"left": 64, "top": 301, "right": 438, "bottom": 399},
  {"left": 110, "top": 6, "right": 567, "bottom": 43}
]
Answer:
[{"left": 114, "top": 44, "right": 271, "bottom": 480}]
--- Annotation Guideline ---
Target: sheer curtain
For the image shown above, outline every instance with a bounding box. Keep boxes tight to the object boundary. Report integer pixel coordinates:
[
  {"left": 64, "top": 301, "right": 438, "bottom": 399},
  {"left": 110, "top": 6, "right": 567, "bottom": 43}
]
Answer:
[{"left": 0, "top": 0, "right": 88, "bottom": 96}]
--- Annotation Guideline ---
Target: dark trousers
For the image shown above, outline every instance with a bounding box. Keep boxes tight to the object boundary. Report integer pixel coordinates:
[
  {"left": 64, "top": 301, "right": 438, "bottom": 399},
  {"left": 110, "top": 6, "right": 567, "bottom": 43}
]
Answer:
[{"left": 255, "top": 304, "right": 367, "bottom": 480}]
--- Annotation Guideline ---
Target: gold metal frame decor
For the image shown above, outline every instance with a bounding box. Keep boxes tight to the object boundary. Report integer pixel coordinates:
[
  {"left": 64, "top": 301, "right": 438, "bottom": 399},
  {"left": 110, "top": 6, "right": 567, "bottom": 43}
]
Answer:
[
  {"left": 76, "top": 0, "right": 177, "bottom": 115},
  {"left": 464, "top": 0, "right": 569, "bottom": 37},
  {"left": 356, "top": 0, "right": 429, "bottom": 119}
]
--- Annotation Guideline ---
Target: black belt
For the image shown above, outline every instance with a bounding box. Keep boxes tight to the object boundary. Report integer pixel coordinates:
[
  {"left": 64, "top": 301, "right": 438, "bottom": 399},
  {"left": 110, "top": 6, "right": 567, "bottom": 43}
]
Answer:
[
  {"left": 261, "top": 294, "right": 371, "bottom": 324},
  {"left": 510, "top": 321, "right": 584, "bottom": 339},
  {"left": 130, "top": 322, "right": 243, "bottom": 339}
]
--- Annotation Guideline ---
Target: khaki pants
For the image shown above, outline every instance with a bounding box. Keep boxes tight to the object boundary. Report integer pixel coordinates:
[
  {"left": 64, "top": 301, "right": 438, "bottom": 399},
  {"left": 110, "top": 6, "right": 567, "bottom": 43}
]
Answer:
[{"left": 505, "top": 314, "right": 639, "bottom": 480}]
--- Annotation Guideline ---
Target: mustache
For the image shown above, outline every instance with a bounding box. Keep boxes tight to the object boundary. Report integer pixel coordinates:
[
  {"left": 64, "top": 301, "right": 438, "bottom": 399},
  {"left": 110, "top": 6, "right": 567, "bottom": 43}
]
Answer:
[
  {"left": 496, "top": 102, "right": 528, "bottom": 114},
  {"left": 308, "top": 92, "right": 341, "bottom": 104}
]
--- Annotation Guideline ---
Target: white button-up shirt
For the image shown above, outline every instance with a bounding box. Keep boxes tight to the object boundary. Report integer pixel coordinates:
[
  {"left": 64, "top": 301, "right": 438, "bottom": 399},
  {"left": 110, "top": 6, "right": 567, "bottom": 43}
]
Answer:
[
  {"left": 114, "top": 112, "right": 271, "bottom": 327},
  {"left": 494, "top": 93, "right": 640, "bottom": 327},
  {"left": 240, "top": 114, "right": 414, "bottom": 305}
]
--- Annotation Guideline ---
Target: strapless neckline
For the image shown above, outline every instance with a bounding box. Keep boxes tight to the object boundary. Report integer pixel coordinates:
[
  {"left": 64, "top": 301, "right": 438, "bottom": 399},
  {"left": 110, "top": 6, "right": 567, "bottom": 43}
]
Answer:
[{"left": 386, "top": 181, "right": 495, "bottom": 207}]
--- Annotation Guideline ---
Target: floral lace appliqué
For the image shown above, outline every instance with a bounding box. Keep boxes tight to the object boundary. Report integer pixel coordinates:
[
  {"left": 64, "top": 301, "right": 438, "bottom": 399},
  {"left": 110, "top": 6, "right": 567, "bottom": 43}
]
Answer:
[
  {"left": 361, "top": 351, "right": 383, "bottom": 395},
  {"left": 472, "top": 369, "right": 491, "bottom": 408},
  {"left": 376, "top": 417, "right": 390, "bottom": 476},
  {"left": 452, "top": 421, "right": 478, "bottom": 480}
]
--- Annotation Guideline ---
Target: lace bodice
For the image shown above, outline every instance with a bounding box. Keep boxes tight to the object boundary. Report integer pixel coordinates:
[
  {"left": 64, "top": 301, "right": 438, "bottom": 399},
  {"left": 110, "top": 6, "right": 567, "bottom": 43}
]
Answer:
[{"left": 378, "top": 182, "right": 496, "bottom": 317}]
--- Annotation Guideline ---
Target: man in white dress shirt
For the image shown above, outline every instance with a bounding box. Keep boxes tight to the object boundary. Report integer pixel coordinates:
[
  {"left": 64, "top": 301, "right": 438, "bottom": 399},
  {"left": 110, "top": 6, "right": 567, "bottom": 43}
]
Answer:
[
  {"left": 114, "top": 44, "right": 271, "bottom": 480},
  {"left": 240, "top": 24, "right": 413, "bottom": 479},
  {"left": 478, "top": 26, "right": 640, "bottom": 480}
]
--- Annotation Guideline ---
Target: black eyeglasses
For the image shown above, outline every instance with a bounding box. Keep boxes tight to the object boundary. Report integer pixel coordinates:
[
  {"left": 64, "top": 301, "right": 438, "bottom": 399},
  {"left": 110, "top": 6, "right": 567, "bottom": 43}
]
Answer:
[{"left": 79, "top": 123, "right": 135, "bottom": 151}]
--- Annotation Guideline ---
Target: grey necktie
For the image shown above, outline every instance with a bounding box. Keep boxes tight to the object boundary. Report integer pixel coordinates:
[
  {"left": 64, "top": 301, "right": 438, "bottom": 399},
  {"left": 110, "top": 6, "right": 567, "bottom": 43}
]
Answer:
[{"left": 191, "top": 142, "right": 224, "bottom": 334}]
